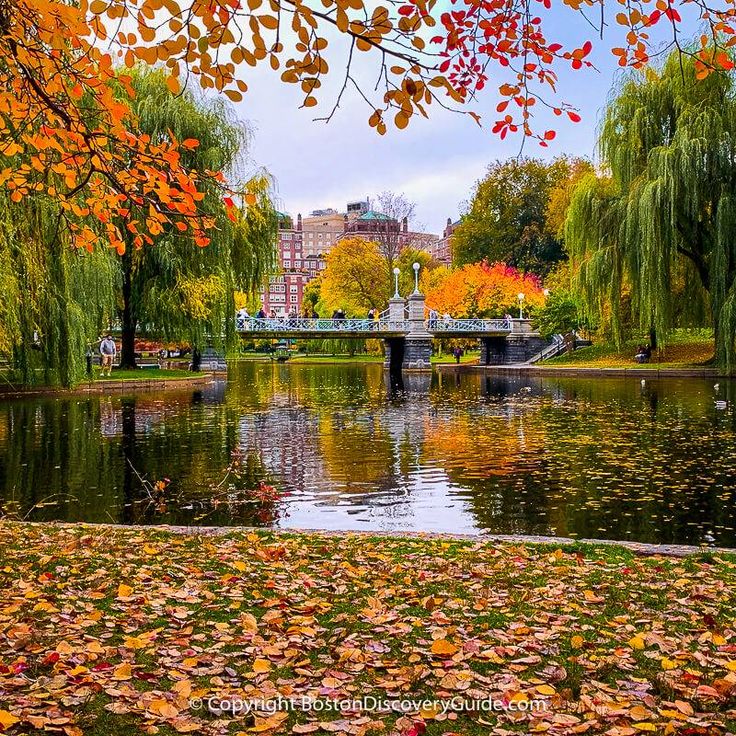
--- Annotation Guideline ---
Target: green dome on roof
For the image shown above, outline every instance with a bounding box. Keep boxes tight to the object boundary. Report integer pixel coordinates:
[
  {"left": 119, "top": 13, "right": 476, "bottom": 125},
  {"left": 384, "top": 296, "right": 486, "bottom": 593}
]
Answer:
[{"left": 358, "top": 210, "right": 392, "bottom": 221}]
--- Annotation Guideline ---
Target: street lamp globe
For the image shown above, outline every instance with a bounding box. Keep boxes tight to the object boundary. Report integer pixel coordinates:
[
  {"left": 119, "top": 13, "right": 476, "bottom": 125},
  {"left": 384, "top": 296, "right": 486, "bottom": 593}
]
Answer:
[
  {"left": 543, "top": 288, "right": 550, "bottom": 297},
  {"left": 412, "top": 262, "right": 421, "bottom": 294},
  {"left": 517, "top": 292, "right": 525, "bottom": 319},
  {"left": 392, "top": 267, "right": 401, "bottom": 299}
]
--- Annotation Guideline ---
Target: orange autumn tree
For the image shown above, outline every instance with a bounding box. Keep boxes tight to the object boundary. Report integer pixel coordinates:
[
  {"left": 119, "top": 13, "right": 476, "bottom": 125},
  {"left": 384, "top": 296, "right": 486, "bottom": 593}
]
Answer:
[
  {"left": 424, "top": 262, "right": 545, "bottom": 318},
  {"left": 3, "top": 0, "right": 736, "bottom": 256}
]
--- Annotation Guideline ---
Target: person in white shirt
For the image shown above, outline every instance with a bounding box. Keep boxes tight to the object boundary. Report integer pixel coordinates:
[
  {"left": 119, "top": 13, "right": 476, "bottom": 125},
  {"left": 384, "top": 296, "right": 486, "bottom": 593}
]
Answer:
[{"left": 99, "top": 335, "right": 116, "bottom": 377}]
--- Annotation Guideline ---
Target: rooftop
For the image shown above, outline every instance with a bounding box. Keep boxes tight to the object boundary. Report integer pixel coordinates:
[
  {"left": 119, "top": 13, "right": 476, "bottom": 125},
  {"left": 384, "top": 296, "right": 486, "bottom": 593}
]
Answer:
[{"left": 357, "top": 210, "right": 392, "bottom": 221}]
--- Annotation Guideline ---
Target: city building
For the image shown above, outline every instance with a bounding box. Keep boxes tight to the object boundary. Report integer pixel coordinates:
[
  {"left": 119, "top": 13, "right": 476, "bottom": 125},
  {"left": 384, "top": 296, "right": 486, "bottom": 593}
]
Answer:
[
  {"left": 429, "top": 217, "right": 458, "bottom": 266},
  {"left": 258, "top": 202, "right": 442, "bottom": 315},
  {"left": 301, "top": 200, "right": 370, "bottom": 256},
  {"left": 259, "top": 213, "right": 326, "bottom": 316},
  {"left": 338, "top": 210, "right": 440, "bottom": 255}
]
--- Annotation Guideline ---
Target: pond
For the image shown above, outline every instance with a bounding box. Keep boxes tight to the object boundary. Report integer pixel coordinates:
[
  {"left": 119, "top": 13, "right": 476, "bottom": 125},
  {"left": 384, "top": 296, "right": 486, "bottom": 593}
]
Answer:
[{"left": 1, "top": 362, "right": 735, "bottom": 546}]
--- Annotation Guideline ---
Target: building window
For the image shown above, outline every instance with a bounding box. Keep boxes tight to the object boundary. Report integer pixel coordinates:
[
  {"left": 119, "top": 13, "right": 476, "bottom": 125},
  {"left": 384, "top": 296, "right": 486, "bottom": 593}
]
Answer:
[
  {"left": 283, "top": 260, "right": 291, "bottom": 268},
  {"left": 290, "top": 295, "right": 298, "bottom": 303}
]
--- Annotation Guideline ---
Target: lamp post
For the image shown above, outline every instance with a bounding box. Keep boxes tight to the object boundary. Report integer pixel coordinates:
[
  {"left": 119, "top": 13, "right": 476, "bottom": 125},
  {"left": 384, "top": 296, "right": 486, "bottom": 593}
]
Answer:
[
  {"left": 393, "top": 267, "right": 401, "bottom": 298},
  {"left": 412, "top": 262, "right": 420, "bottom": 294},
  {"left": 517, "top": 292, "right": 525, "bottom": 319}
]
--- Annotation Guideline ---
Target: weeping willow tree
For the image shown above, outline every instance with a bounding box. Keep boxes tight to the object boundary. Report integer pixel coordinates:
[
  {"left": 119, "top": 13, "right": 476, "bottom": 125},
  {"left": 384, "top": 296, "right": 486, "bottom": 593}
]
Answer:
[
  {"left": 115, "top": 70, "right": 278, "bottom": 367},
  {"left": 0, "top": 195, "right": 116, "bottom": 386},
  {"left": 566, "top": 51, "right": 734, "bottom": 363}
]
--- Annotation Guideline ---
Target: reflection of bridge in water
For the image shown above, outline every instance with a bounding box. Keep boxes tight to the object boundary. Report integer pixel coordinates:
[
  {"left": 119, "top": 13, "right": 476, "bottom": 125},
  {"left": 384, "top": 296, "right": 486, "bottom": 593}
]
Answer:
[{"left": 236, "top": 291, "right": 550, "bottom": 371}]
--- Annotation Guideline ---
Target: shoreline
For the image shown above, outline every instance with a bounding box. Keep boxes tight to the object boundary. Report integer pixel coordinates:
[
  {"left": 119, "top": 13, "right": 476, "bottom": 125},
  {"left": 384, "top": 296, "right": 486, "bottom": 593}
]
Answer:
[
  {"left": 3, "top": 519, "right": 732, "bottom": 558},
  {"left": 438, "top": 363, "right": 729, "bottom": 378},
  {"left": 0, "top": 371, "right": 220, "bottom": 398}
]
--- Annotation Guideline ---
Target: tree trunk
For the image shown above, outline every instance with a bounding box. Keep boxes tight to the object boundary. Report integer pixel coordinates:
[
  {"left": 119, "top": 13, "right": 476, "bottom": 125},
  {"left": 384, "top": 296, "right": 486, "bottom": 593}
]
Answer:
[
  {"left": 649, "top": 326, "right": 658, "bottom": 350},
  {"left": 120, "top": 257, "right": 137, "bottom": 369}
]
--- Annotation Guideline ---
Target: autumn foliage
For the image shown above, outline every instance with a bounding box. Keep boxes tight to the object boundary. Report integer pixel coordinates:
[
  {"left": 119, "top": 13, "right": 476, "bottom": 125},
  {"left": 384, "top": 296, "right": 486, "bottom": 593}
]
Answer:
[
  {"left": 424, "top": 261, "right": 545, "bottom": 318},
  {"left": 2, "top": 0, "right": 735, "bottom": 258},
  {"left": 1, "top": 525, "right": 736, "bottom": 734}
]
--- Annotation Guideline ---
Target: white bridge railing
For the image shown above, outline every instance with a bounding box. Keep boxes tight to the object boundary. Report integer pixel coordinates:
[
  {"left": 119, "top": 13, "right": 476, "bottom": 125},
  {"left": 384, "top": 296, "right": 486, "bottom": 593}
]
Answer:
[
  {"left": 235, "top": 316, "right": 409, "bottom": 333},
  {"left": 236, "top": 316, "right": 513, "bottom": 334},
  {"left": 428, "top": 318, "right": 512, "bottom": 332}
]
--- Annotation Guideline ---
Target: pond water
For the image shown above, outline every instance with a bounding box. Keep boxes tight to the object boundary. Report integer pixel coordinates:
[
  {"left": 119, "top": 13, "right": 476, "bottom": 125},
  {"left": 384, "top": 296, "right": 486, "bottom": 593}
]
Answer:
[{"left": 1, "top": 362, "right": 735, "bottom": 546}]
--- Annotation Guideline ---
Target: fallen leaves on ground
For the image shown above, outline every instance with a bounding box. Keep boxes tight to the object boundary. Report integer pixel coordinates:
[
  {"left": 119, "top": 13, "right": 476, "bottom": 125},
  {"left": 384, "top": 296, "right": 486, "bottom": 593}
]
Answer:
[{"left": 0, "top": 523, "right": 735, "bottom": 735}]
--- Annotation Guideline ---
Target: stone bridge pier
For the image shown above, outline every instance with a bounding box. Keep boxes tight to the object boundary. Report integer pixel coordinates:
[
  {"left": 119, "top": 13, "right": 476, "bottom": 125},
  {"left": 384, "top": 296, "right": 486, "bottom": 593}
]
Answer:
[
  {"left": 479, "top": 321, "right": 547, "bottom": 365},
  {"left": 383, "top": 290, "right": 432, "bottom": 372}
]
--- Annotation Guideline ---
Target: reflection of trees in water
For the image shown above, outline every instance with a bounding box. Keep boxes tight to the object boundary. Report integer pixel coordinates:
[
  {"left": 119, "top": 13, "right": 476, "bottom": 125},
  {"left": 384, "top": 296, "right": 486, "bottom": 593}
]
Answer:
[
  {"left": 0, "top": 383, "right": 276, "bottom": 526},
  {"left": 0, "top": 399, "right": 120, "bottom": 522},
  {"left": 2, "top": 364, "right": 736, "bottom": 544}
]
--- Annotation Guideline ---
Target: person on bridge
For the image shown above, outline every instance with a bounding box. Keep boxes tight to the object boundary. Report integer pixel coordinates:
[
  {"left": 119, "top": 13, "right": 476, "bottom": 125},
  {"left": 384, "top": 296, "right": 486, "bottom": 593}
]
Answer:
[
  {"left": 367, "top": 308, "right": 376, "bottom": 321},
  {"left": 257, "top": 307, "right": 266, "bottom": 318},
  {"left": 429, "top": 308, "right": 438, "bottom": 328}
]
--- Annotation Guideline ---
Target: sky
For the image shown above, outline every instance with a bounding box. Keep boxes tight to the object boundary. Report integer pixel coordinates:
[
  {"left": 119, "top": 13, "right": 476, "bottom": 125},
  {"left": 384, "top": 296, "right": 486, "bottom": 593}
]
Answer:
[{"left": 230, "top": 9, "right": 685, "bottom": 233}]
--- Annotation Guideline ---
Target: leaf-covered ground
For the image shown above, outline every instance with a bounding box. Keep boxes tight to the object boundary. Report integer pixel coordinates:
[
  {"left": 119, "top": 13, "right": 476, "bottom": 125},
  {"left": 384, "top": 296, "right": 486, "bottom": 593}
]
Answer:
[
  {"left": 1, "top": 524, "right": 736, "bottom": 736},
  {"left": 544, "top": 331, "right": 714, "bottom": 369}
]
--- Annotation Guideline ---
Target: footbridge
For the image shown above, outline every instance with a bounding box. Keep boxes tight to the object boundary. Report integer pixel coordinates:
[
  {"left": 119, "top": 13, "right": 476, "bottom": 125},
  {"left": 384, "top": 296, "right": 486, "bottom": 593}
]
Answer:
[
  {"left": 236, "top": 291, "right": 549, "bottom": 371},
  {"left": 234, "top": 315, "right": 514, "bottom": 338}
]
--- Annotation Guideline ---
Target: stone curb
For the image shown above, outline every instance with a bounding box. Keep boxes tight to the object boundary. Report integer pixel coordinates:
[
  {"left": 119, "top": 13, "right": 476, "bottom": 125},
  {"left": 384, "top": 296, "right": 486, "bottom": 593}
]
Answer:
[
  {"left": 0, "top": 373, "right": 220, "bottom": 398},
  {"left": 2, "top": 520, "right": 732, "bottom": 558},
  {"left": 438, "top": 364, "right": 729, "bottom": 378}
]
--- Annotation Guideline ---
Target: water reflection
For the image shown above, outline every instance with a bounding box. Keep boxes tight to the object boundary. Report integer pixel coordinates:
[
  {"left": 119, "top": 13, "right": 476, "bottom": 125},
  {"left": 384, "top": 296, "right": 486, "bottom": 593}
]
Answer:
[{"left": 1, "top": 363, "right": 735, "bottom": 545}]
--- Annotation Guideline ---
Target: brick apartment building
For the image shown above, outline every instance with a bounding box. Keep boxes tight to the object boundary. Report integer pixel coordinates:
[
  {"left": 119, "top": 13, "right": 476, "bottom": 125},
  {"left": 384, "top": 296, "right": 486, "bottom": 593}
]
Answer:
[
  {"left": 429, "top": 217, "right": 458, "bottom": 266},
  {"left": 259, "top": 213, "right": 327, "bottom": 316}
]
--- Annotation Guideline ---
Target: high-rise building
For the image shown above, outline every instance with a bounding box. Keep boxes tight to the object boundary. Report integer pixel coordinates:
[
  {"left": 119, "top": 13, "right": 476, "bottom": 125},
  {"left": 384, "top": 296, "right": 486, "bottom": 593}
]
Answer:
[{"left": 301, "top": 209, "right": 346, "bottom": 257}]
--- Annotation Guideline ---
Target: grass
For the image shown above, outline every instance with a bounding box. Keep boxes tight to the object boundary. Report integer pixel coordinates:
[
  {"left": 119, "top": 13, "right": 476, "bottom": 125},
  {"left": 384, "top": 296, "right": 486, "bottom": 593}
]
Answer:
[
  {"left": 288, "top": 353, "right": 385, "bottom": 363},
  {"left": 543, "top": 329, "right": 715, "bottom": 369},
  {"left": 431, "top": 350, "right": 479, "bottom": 364},
  {"left": 0, "top": 523, "right": 735, "bottom": 736},
  {"left": 93, "top": 368, "right": 206, "bottom": 381}
]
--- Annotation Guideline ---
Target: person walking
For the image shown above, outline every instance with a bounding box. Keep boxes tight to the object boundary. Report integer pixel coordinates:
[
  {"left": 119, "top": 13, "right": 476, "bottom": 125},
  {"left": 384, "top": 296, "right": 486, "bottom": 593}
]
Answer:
[
  {"left": 429, "top": 308, "right": 438, "bottom": 328},
  {"left": 99, "top": 334, "right": 117, "bottom": 377},
  {"left": 452, "top": 346, "right": 463, "bottom": 364}
]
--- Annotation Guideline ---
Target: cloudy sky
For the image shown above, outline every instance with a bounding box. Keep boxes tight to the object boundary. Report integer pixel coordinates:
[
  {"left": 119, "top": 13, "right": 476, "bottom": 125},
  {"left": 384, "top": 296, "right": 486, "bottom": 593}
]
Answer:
[{"left": 231, "top": 10, "right": 688, "bottom": 233}]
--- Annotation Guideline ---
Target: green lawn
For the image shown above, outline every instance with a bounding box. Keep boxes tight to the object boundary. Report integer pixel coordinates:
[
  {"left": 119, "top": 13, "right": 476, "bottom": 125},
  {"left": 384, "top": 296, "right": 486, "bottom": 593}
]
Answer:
[
  {"left": 543, "top": 329, "right": 715, "bottom": 369},
  {"left": 432, "top": 350, "right": 479, "bottom": 364},
  {"left": 1, "top": 523, "right": 734, "bottom": 736},
  {"left": 288, "top": 353, "right": 385, "bottom": 363}
]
